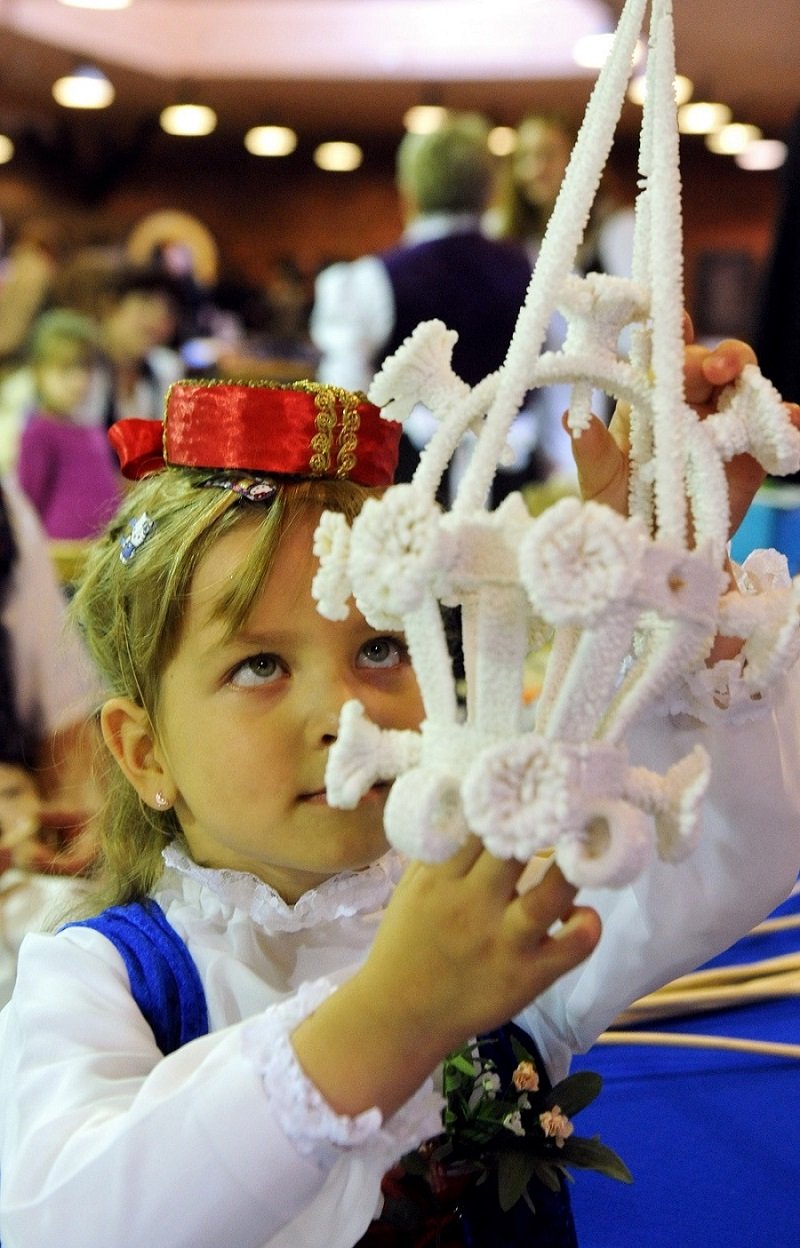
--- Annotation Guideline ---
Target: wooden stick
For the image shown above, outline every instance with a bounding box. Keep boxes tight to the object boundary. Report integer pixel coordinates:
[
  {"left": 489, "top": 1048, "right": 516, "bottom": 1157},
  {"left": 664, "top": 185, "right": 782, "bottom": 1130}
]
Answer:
[
  {"left": 631, "top": 968, "right": 800, "bottom": 1009},
  {"left": 749, "top": 913, "right": 800, "bottom": 937},
  {"left": 614, "top": 972, "right": 800, "bottom": 1025},
  {"left": 658, "top": 951, "right": 800, "bottom": 992},
  {"left": 597, "top": 1030, "right": 800, "bottom": 1060}
]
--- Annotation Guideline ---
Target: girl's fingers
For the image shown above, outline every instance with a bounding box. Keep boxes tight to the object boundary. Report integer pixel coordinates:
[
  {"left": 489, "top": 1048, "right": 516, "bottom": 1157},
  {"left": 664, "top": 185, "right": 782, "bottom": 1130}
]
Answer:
[
  {"left": 683, "top": 311, "right": 695, "bottom": 344},
  {"left": 544, "top": 905, "right": 602, "bottom": 966},
  {"left": 468, "top": 847, "right": 529, "bottom": 899},
  {"left": 570, "top": 412, "right": 628, "bottom": 512},
  {"left": 684, "top": 339, "right": 757, "bottom": 409},
  {"left": 514, "top": 860, "right": 579, "bottom": 929}
]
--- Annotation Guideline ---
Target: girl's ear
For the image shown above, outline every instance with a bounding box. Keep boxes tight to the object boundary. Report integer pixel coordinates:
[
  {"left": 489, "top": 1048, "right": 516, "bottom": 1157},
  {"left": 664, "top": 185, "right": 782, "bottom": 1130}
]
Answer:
[{"left": 101, "top": 697, "right": 173, "bottom": 810}]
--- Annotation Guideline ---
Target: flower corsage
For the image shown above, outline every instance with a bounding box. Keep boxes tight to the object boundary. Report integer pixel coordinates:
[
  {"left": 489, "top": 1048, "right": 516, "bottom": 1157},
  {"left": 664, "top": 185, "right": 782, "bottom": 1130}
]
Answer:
[{"left": 402, "top": 1034, "right": 632, "bottom": 1213}]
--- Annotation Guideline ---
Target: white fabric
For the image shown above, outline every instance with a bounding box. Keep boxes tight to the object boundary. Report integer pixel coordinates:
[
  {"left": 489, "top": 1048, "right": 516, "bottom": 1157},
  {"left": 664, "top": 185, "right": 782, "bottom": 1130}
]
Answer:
[
  {"left": 0, "top": 870, "right": 91, "bottom": 1011},
  {"left": 1, "top": 666, "right": 799, "bottom": 1247},
  {"left": 309, "top": 214, "right": 482, "bottom": 395}
]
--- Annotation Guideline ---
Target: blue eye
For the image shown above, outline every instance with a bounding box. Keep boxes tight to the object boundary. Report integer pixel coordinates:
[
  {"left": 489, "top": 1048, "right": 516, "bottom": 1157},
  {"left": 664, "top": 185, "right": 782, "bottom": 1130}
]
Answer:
[
  {"left": 230, "top": 653, "right": 283, "bottom": 688},
  {"left": 357, "top": 636, "right": 408, "bottom": 669}
]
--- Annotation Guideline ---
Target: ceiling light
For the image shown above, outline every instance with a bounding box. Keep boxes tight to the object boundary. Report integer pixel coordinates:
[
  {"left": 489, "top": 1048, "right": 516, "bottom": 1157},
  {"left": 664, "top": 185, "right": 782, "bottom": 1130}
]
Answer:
[
  {"left": 573, "top": 33, "right": 645, "bottom": 71},
  {"left": 52, "top": 64, "right": 115, "bottom": 110},
  {"left": 244, "top": 125, "right": 297, "bottom": 157},
  {"left": 677, "top": 101, "right": 732, "bottom": 135},
  {"left": 313, "top": 142, "right": 363, "bottom": 172},
  {"left": 488, "top": 126, "right": 517, "bottom": 156},
  {"left": 572, "top": 32, "right": 615, "bottom": 68},
  {"left": 706, "top": 123, "right": 762, "bottom": 155},
  {"left": 628, "top": 73, "right": 693, "bottom": 106},
  {"left": 57, "top": 1, "right": 132, "bottom": 10},
  {"left": 403, "top": 105, "right": 448, "bottom": 134},
  {"left": 0, "top": 135, "right": 14, "bottom": 165},
  {"left": 735, "top": 138, "right": 788, "bottom": 172},
  {"left": 160, "top": 103, "right": 217, "bottom": 137}
]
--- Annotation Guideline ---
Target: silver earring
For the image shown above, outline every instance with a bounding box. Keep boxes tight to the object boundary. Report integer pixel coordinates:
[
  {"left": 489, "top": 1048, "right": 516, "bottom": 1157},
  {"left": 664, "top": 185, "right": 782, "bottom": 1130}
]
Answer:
[{"left": 154, "top": 790, "right": 170, "bottom": 810}]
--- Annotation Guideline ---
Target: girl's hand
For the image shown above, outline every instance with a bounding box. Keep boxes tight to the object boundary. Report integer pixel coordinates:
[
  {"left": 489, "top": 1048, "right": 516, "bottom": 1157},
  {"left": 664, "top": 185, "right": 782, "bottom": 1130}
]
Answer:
[
  {"left": 570, "top": 318, "right": 800, "bottom": 535},
  {"left": 291, "top": 845, "right": 599, "bottom": 1120}
]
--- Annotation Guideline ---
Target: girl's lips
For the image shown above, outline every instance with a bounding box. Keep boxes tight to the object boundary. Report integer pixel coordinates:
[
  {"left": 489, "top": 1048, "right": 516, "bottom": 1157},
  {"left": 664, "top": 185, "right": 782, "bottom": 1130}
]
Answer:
[
  {"left": 301, "top": 790, "right": 329, "bottom": 805},
  {"left": 300, "top": 783, "right": 389, "bottom": 806}
]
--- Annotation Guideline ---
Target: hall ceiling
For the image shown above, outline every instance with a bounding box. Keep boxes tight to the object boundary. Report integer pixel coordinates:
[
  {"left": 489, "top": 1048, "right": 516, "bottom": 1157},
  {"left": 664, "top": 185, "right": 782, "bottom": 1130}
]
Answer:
[{"left": 0, "top": 0, "right": 796, "bottom": 149}]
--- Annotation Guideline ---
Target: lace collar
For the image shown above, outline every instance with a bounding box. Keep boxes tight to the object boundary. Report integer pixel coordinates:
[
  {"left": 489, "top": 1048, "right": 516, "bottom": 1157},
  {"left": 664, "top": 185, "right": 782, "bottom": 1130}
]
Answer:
[{"left": 160, "top": 842, "right": 403, "bottom": 933}]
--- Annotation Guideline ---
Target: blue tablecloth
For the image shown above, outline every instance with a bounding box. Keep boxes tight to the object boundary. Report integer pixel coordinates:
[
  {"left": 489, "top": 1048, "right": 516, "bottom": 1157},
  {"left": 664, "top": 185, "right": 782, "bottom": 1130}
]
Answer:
[{"left": 570, "top": 885, "right": 800, "bottom": 1247}]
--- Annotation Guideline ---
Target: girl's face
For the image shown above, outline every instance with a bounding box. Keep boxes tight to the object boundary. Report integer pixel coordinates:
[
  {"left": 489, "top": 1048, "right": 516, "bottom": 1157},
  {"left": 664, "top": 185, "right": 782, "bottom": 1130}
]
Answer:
[
  {"left": 34, "top": 348, "right": 94, "bottom": 417},
  {"left": 513, "top": 119, "right": 572, "bottom": 214},
  {"left": 154, "top": 508, "right": 424, "bottom": 903}
]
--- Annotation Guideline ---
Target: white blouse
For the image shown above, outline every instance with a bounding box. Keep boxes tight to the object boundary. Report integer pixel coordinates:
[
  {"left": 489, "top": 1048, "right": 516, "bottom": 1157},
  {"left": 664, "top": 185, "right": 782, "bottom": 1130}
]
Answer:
[{"left": 1, "top": 664, "right": 799, "bottom": 1248}]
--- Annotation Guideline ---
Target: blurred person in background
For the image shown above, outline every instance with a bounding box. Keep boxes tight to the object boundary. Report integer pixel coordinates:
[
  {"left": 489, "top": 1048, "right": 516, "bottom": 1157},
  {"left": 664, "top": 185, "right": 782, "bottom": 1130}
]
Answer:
[
  {"left": 16, "top": 309, "right": 123, "bottom": 540},
  {"left": 311, "top": 111, "right": 548, "bottom": 505},
  {"left": 0, "top": 476, "right": 102, "bottom": 1006},
  {"left": 0, "top": 217, "right": 67, "bottom": 372},
  {"left": 491, "top": 112, "right": 635, "bottom": 277},
  {"left": 86, "top": 262, "right": 184, "bottom": 429},
  {"left": 490, "top": 112, "right": 636, "bottom": 430}
]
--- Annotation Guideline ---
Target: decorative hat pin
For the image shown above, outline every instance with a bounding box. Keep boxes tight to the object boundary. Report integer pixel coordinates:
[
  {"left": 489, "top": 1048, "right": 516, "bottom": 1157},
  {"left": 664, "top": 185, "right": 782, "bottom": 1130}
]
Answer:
[{"left": 313, "top": 0, "right": 800, "bottom": 888}]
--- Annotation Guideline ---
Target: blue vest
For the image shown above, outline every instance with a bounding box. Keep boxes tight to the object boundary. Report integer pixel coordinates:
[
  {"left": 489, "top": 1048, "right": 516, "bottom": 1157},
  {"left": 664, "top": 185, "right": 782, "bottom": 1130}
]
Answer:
[
  {"left": 68, "top": 900, "right": 209, "bottom": 1053},
  {"left": 380, "top": 232, "right": 531, "bottom": 387}
]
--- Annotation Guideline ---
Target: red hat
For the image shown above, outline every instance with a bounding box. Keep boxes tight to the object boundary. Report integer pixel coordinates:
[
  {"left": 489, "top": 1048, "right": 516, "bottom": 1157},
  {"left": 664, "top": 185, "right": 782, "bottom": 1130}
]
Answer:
[{"left": 108, "top": 380, "right": 401, "bottom": 487}]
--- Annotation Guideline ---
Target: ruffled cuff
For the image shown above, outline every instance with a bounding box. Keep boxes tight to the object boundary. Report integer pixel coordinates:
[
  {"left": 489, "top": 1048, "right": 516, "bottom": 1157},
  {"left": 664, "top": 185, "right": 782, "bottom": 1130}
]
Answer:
[
  {"left": 242, "top": 979, "right": 444, "bottom": 1169},
  {"left": 662, "top": 550, "right": 800, "bottom": 725}
]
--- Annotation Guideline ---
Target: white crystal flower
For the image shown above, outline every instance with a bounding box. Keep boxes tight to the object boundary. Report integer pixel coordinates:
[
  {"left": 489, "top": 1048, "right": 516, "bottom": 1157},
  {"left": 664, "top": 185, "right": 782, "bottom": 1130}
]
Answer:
[
  {"left": 368, "top": 320, "right": 470, "bottom": 423},
  {"left": 312, "top": 510, "right": 353, "bottom": 621},
  {"left": 461, "top": 735, "right": 577, "bottom": 859},
  {"left": 383, "top": 768, "right": 470, "bottom": 861},
  {"left": 348, "top": 485, "right": 455, "bottom": 619},
  {"left": 712, "top": 365, "right": 800, "bottom": 477},
  {"left": 519, "top": 498, "right": 647, "bottom": 627},
  {"left": 555, "top": 800, "right": 654, "bottom": 888},
  {"left": 325, "top": 700, "right": 422, "bottom": 809}
]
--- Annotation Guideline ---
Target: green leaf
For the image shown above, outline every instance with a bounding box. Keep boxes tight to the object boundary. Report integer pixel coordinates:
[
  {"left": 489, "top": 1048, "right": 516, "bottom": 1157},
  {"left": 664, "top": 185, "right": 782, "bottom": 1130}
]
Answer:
[
  {"left": 447, "top": 1052, "right": 479, "bottom": 1078},
  {"left": 509, "top": 1033, "right": 538, "bottom": 1068},
  {"left": 530, "top": 1159, "right": 566, "bottom": 1193},
  {"left": 497, "top": 1153, "right": 538, "bottom": 1212},
  {"left": 546, "top": 1071, "right": 602, "bottom": 1116},
  {"left": 560, "top": 1135, "right": 634, "bottom": 1183}
]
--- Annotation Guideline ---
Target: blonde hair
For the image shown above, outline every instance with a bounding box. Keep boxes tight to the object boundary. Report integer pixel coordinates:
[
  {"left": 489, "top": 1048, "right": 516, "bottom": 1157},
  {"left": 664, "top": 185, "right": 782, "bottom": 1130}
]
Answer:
[
  {"left": 27, "top": 307, "right": 99, "bottom": 366},
  {"left": 70, "top": 469, "right": 374, "bottom": 911}
]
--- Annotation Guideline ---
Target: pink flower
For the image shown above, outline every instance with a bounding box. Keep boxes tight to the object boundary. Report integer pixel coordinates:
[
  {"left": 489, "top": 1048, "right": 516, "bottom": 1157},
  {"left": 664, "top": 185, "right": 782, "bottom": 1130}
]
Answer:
[
  {"left": 512, "top": 1061, "right": 540, "bottom": 1093},
  {"left": 539, "top": 1106, "right": 574, "bottom": 1148}
]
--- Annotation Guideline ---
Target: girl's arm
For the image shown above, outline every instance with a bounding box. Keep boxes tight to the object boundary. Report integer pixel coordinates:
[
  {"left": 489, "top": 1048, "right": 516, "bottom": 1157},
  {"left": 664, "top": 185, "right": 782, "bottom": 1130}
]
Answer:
[{"left": 291, "top": 847, "right": 598, "bottom": 1120}]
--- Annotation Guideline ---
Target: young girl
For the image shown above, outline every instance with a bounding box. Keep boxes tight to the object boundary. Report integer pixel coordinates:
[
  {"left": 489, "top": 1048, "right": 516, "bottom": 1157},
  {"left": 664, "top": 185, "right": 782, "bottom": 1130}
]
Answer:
[
  {"left": 16, "top": 308, "right": 124, "bottom": 540},
  {"left": 0, "top": 359, "right": 798, "bottom": 1248}
]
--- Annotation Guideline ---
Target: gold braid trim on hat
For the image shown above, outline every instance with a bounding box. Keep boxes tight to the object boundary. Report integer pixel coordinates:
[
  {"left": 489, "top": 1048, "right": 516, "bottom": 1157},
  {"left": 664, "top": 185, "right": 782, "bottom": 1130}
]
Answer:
[
  {"left": 309, "top": 386, "right": 337, "bottom": 475},
  {"left": 305, "top": 382, "right": 363, "bottom": 479},
  {"left": 335, "top": 389, "right": 361, "bottom": 478}
]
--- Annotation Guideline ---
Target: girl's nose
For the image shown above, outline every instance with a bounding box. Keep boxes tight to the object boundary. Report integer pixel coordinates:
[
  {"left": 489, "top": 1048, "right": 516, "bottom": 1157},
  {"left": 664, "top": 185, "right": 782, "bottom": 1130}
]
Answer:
[{"left": 319, "top": 710, "right": 340, "bottom": 746}]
